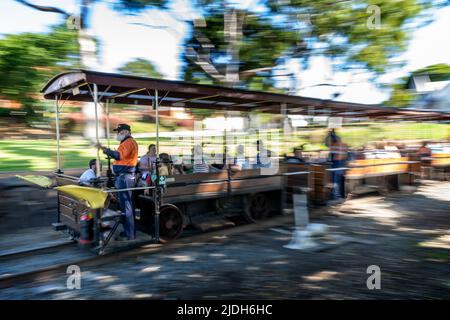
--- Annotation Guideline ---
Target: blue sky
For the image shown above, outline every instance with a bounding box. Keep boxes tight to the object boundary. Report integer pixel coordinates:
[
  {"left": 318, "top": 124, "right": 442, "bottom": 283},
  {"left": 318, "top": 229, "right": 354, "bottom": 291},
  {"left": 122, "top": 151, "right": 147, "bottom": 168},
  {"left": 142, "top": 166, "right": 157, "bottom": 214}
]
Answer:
[{"left": 0, "top": 0, "right": 449, "bottom": 104}]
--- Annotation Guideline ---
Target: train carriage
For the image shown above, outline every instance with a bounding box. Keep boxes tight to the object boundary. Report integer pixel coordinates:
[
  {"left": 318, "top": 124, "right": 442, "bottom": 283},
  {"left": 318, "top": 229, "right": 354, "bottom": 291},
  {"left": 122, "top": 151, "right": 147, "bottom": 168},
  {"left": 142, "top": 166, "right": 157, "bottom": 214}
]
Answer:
[{"left": 35, "top": 69, "right": 443, "bottom": 253}]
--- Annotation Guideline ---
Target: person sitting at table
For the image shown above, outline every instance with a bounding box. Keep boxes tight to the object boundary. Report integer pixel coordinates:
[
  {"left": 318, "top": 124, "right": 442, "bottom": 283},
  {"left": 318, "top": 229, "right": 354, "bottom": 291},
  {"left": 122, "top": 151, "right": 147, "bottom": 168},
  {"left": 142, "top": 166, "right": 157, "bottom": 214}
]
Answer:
[
  {"left": 192, "top": 144, "right": 210, "bottom": 173},
  {"left": 147, "top": 153, "right": 175, "bottom": 187},
  {"left": 230, "top": 144, "right": 251, "bottom": 171},
  {"left": 384, "top": 143, "right": 401, "bottom": 158},
  {"left": 255, "top": 140, "right": 272, "bottom": 168},
  {"left": 158, "top": 153, "right": 175, "bottom": 176},
  {"left": 286, "top": 145, "right": 306, "bottom": 164},
  {"left": 79, "top": 159, "right": 101, "bottom": 186},
  {"left": 208, "top": 148, "right": 226, "bottom": 172},
  {"left": 417, "top": 141, "right": 432, "bottom": 157},
  {"left": 139, "top": 144, "right": 157, "bottom": 177}
]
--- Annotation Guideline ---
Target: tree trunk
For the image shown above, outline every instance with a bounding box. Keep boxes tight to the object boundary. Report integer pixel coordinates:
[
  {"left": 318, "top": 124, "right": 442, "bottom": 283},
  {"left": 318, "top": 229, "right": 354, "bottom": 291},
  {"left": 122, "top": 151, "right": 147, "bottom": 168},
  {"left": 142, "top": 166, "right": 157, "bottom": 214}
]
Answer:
[
  {"left": 15, "top": 0, "right": 103, "bottom": 138},
  {"left": 224, "top": 8, "right": 243, "bottom": 87},
  {"left": 78, "top": 0, "right": 103, "bottom": 139}
]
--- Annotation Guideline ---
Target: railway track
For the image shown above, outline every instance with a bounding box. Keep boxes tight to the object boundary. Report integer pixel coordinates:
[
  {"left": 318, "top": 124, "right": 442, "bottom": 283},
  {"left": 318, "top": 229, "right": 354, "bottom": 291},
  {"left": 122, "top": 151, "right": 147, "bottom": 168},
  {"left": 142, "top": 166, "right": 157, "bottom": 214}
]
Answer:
[
  {"left": 0, "top": 241, "right": 76, "bottom": 261},
  {"left": 0, "top": 215, "right": 293, "bottom": 289}
]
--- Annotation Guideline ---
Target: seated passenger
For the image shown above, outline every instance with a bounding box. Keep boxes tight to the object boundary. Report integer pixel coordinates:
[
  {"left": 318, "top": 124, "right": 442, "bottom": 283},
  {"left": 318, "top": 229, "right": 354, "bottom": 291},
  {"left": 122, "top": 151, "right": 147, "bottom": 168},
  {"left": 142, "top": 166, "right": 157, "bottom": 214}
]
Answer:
[
  {"left": 173, "top": 164, "right": 184, "bottom": 174},
  {"left": 139, "top": 144, "right": 157, "bottom": 177},
  {"left": 230, "top": 145, "right": 251, "bottom": 171},
  {"left": 208, "top": 150, "right": 226, "bottom": 172},
  {"left": 255, "top": 140, "right": 272, "bottom": 168},
  {"left": 192, "top": 144, "right": 210, "bottom": 173},
  {"left": 170, "top": 154, "right": 185, "bottom": 174},
  {"left": 286, "top": 146, "right": 306, "bottom": 164},
  {"left": 79, "top": 159, "right": 101, "bottom": 186},
  {"left": 158, "top": 153, "right": 174, "bottom": 176},
  {"left": 417, "top": 141, "right": 432, "bottom": 157},
  {"left": 384, "top": 143, "right": 401, "bottom": 158}
]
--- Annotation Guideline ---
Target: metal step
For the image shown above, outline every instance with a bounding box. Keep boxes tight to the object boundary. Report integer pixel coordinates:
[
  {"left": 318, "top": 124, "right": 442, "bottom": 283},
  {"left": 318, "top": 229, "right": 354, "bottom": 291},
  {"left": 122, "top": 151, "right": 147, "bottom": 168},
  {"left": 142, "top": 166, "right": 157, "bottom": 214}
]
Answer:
[{"left": 52, "top": 222, "right": 67, "bottom": 231}]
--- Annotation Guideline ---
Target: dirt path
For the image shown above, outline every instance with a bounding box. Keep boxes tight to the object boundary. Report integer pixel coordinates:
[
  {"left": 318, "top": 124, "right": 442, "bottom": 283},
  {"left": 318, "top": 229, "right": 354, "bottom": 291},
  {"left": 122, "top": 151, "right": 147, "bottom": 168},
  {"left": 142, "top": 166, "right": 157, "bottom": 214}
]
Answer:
[{"left": 0, "top": 181, "right": 449, "bottom": 299}]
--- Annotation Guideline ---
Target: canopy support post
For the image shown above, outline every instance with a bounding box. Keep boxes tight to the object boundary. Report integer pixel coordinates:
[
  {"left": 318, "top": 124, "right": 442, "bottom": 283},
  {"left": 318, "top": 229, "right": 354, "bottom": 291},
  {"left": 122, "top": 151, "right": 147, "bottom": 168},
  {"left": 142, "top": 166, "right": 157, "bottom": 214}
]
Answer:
[
  {"left": 281, "top": 103, "right": 288, "bottom": 214},
  {"left": 55, "top": 96, "right": 63, "bottom": 174},
  {"left": 105, "top": 99, "right": 110, "bottom": 149},
  {"left": 154, "top": 89, "right": 161, "bottom": 243},
  {"left": 105, "top": 99, "right": 114, "bottom": 187},
  {"left": 93, "top": 84, "right": 101, "bottom": 178},
  {"left": 224, "top": 110, "right": 232, "bottom": 195}
]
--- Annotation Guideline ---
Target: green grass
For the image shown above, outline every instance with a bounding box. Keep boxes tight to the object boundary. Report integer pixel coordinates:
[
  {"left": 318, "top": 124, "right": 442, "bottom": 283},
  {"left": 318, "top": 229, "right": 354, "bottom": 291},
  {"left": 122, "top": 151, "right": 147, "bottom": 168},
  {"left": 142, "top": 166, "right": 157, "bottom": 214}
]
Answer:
[{"left": 0, "top": 122, "right": 448, "bottom": 172}]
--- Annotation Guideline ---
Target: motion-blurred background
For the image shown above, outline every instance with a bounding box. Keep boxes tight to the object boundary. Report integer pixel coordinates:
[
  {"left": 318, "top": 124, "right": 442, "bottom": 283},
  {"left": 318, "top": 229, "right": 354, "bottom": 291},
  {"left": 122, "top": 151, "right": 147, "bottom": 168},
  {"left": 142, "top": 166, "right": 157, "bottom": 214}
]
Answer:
[{"left": 0, "top": 0, "right": 449, "bottom": 172}]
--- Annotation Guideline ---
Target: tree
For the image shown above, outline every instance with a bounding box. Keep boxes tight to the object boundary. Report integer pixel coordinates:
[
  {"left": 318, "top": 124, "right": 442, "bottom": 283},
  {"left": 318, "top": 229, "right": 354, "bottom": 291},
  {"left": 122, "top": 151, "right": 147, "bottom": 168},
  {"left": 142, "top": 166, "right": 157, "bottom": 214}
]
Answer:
[
  {"left": 13, "top": 0, "right": 176, "bottom": 135},
  {"left": 0, "top": 25, "right": 79, "bottom": 119},
  {"left": 14, "top": 0, "right": 443, "bottom": 99},
  {"left": 118, "top": 58, "right": 163, "bottom": 78},
  {"left": 385, "top": 63, "right": 450, "bottom": 107},
  {"left": 183, "top": 7, "right": 298, "bottom": 91},
  {"left": 14, "top": 0, "right": 104, "bottom": 137},
  {"left": 15, "top": 0, "right": 99, "bottom": 68},
  {"left": 182, "top": 0, "right": 441, "bottom": 90}
]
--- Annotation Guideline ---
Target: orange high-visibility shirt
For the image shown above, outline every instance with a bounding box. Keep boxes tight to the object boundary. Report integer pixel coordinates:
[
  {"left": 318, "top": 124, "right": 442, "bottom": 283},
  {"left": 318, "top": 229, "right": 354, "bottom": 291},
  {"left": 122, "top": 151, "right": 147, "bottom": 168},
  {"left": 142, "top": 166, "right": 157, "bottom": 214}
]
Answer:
[{"left": 114, "top": 137, "right": 138, "bottom": 167}]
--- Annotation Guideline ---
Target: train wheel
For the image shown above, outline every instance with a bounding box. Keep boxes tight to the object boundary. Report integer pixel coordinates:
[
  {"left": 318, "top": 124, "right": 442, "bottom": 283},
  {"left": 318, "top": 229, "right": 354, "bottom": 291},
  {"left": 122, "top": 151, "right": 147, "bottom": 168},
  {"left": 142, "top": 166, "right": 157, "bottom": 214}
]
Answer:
[
  {"left": 244, "top": 193, "right": 271, "bottom": 223},
  {"left": 159, "top": 204, "right": 184, "bottom": 243}
]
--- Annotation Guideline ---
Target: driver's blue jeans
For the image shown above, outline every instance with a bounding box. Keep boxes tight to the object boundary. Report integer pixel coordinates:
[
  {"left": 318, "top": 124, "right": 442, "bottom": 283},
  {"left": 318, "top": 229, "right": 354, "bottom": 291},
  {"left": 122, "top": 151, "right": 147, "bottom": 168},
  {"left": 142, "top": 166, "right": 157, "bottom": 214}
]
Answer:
[{"left": 115, "top": 173, "right": 136, "bottom": 239}]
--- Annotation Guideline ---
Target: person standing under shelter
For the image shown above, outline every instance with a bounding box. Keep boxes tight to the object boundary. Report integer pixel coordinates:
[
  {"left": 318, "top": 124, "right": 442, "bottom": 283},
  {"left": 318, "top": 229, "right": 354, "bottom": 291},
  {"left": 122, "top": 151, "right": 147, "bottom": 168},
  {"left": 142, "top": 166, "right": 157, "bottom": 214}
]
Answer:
[
  {"left": 96, "top": 123, "right": 138, "bottom": 240},
  {"left": 329, "top": 134, "right": 349, "bottom": 203}
]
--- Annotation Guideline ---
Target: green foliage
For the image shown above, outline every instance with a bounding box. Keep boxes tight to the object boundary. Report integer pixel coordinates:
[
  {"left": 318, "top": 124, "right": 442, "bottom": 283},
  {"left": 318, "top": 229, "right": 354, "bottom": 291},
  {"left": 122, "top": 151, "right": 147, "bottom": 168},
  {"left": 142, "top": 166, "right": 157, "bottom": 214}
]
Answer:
[
  {"left": 269, "top": 0, "right": 434, "bottom": 74},
  {"left": 385, "top": 84, "right": 416, "bottom": 107},
  {"left": 385, "top": 63, "right": 450, "bottom": 107},
  {"left": 1, "top": 122, "right": 448, "bottom": 171},
  {"left": 0, "top": 25, "right": 79, "bottom": 118},
  {"left": 183, "top": 0, "right": 439, "bottom": 90},
  {"left": 183, "top": 9, "right": 298, "bottom": 90},
  {"left": 118, "top": 58, "right": 163, "bottom": 78},
  {"left": 188, "top": 108, "right": 217, "bottom": 119},
  {"left": 411, "top": 63, "right": 450, "bottom": 82}
]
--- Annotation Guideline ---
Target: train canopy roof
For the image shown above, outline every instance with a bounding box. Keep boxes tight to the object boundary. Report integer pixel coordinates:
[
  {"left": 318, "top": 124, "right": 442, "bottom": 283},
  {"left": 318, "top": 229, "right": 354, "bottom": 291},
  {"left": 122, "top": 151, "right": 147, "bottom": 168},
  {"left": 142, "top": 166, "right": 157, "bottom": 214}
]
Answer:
[{"left": 42, "top": 70, "right": 449, "bottom": 120}]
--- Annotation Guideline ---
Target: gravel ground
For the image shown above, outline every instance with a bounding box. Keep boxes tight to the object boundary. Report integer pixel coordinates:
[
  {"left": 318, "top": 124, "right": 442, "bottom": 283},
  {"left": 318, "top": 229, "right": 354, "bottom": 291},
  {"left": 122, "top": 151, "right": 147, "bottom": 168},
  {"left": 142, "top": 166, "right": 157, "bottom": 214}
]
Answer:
[{"left": 0, "top": 181, "right": 449, "bottom": 299}]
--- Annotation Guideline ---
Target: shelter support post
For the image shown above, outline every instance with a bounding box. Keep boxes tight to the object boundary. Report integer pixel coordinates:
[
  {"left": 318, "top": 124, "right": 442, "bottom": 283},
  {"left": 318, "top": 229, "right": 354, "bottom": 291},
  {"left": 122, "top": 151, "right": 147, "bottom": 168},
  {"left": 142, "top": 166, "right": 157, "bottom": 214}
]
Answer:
[
  {"left": 55, "top": 96, "right": 63, "bottom": 174},
  {"left": 224, "top": 110, "right": 232, "bottom": 195},
  {"left": 54, "top": 95, "right": 62, "bottom": 224},
  {"left": 281, "top": 103, "right": 287, "bottom": 213},
  {"left": 154, "top": 89, "right": 161, "bottom": 243},
  {"left": 93, "top": 84, "right": 101, "bottom": 178},
  {"left": 105, "top": 99, "right": 114, "bottom": 187}
]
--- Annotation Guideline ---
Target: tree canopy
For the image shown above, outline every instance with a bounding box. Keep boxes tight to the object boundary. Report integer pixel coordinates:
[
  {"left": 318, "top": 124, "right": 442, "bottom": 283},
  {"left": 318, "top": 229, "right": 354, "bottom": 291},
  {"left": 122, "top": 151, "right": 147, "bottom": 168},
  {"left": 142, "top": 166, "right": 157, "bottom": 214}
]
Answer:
[
  {"left": 182, "top": 0, "right": 441, "bottom": 89},
  {"left": 0, "top": 25, "right": 79, "bottom": 117},
  {"left": 9, "top": 0, "right": 446, "bottom": 104},
  {"left": 385, "top": 63, "right": 450, "bottom": 107},
  {"left": 118, "top": 58, "right": 163, "bottom": 78}
]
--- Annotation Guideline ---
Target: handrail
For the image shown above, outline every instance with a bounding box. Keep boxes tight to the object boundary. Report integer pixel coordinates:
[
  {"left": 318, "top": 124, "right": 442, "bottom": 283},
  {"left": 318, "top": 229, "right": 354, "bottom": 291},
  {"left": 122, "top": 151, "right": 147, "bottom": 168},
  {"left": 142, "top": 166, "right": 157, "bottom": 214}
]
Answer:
[
  {"left": 55, "top": 173, "right": 80, "bottom": 180},
  {"left": 282, "top": 171, "right": 310, "bottom": 176},
  {"left": 105, "top": 186, "right": 156, "bottom": 193},
  {"left": 347, "top": 161, "right": 418, "bottom": 168}
]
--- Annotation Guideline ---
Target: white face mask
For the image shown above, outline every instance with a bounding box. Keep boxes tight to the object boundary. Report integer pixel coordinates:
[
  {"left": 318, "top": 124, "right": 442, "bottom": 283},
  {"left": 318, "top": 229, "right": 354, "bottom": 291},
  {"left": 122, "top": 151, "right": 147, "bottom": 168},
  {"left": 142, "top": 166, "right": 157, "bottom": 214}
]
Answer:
[{"left": 116, "top": 133, "right": 126, "bottom": 141}]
